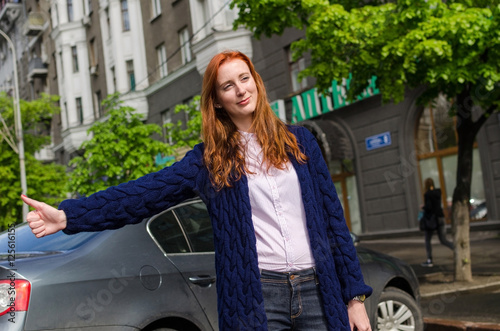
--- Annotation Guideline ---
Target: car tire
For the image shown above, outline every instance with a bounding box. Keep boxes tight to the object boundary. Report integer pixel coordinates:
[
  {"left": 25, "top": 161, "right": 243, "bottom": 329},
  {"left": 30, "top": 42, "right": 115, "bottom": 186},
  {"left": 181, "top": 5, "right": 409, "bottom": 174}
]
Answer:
[{"left": 376, "top": 287, "right": 424, "bottom": 331}]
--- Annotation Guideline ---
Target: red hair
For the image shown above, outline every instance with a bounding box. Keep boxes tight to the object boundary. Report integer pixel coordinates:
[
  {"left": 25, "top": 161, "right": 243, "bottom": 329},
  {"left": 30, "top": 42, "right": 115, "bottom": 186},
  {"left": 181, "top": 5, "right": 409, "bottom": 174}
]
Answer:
[{"left": 201, "top": 50, "right": 307, "bottom": 189}]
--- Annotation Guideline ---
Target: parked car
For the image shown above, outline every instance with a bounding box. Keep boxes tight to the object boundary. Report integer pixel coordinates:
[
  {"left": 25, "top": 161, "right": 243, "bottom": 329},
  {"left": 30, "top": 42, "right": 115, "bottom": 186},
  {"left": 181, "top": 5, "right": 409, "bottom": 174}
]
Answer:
[{"left": 0, "top": 198, "right": 423, "bottom": 331}]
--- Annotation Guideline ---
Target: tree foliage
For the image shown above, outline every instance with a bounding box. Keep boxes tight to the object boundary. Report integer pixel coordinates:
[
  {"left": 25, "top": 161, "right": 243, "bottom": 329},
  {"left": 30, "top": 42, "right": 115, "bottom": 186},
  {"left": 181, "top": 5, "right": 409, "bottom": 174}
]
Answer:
[
  {"left": 232, "top": 0, "right": 500, "bottom": 281},
  {"left": 0, "top": 93, "right": 67, "bottom": 230},
  {"left": 164, "top": 96, "right": 202, "bottom": 150},
  {"left": 68, "top": 94, "right": 202, "bottom": 197}
]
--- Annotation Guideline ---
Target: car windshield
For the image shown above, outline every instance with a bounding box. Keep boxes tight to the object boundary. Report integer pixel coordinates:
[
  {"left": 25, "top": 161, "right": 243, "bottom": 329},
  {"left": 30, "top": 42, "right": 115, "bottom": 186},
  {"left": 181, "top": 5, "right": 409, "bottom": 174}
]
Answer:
[{"left": 0, "top": 223, "right": 98, "bottom": 253}]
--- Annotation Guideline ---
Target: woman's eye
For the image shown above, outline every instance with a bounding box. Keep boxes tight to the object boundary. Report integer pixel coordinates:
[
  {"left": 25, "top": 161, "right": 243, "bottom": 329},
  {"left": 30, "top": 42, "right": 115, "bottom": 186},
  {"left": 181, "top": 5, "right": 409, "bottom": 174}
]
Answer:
[{"left": 223, "top": 84, "right": 232, "bottom": 90}]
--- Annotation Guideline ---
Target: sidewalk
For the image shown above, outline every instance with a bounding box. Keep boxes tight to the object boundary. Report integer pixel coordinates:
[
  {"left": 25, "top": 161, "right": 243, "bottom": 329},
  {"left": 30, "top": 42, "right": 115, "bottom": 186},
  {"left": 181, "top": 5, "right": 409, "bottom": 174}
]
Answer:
[{"left": 359, "top": 227, "right": 500, "bottom": 330}]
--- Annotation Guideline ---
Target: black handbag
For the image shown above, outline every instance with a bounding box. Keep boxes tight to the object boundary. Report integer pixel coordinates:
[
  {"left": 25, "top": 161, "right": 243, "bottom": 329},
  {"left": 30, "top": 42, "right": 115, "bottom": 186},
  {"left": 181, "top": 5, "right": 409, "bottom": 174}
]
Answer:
[{"left": 419, "top": 213, "right": 438, "bottom": 231}]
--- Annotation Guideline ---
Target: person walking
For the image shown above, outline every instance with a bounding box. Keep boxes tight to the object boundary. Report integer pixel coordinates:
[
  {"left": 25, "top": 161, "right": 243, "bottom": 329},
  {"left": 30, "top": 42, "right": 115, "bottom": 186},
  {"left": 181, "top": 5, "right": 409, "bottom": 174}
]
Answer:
[
  {"left": 421, "top": 177, "right": 454, "bottom": 267},
  {"left": 21, "top": 51, "right": 372, "bottom": 331}
]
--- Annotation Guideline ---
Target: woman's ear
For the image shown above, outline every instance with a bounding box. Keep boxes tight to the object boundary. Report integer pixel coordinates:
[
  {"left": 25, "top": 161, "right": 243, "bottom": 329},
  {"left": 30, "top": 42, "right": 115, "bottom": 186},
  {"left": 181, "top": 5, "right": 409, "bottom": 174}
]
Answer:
[{"left": 214, "top": 103, "right": 222, "bottom": 109}]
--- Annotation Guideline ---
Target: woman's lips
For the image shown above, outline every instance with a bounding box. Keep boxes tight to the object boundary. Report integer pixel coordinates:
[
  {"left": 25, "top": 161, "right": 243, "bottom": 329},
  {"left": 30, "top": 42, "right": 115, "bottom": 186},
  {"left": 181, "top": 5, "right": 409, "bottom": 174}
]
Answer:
[{"left": 238, "top": 97, "right": 251, "bottom": 105}]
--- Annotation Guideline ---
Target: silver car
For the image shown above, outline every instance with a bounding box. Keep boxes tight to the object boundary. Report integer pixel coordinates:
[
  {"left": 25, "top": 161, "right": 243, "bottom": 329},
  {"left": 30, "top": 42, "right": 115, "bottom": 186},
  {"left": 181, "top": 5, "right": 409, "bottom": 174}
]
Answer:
[{"left": 0, "top": 199, "right": 422, "bottom": 330}]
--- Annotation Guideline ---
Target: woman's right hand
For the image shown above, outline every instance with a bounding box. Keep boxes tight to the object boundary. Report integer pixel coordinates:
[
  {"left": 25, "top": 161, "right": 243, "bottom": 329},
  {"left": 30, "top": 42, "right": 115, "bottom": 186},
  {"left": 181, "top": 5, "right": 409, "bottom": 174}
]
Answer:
[{"left": 20, "top": 195, "right": 67, "bottom": 238}]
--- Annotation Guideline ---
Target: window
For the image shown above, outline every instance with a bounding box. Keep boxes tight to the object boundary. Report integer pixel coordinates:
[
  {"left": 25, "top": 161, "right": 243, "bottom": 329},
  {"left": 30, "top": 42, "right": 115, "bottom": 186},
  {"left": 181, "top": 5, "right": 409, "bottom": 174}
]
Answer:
[
  {"left": 330, "top": 159, "right": 360, "bottom": 234},
  {"left": 71, "top": 46, "right": 79, "bottom": 72},
  {"left": 174, "top": 202, "right": 214, "bottom": 252},
  {"left": 151, "top": 0, "right": 161, "bottom": 18},
  {"left": 58, "top": 51, "right": 63, "bottom": 78},
  {"left": 52, "top": 52, "right": 58, "bottom": 78},
  {"left": 111, "top": 66, "right": 116, "bottom": 92},
  {"left": 415, "top": 94, "right": 486, "bottom": 222},
  {"left": 121, "top": 0, "right": 130, "bottom": 31},
  {"left": 149, "top": 211, "right": 190, "bottom": 254},
  {"left": 148, "top": 201, "right": 214, "bottom": 254},
  {"left": 162, "top": 109, "right": 172, "bottom": 144},
  {"left": 95, "top": 91, "right": 103, "bottom": 118},
  {"left": 86, "top": 0, "right": 92, "bottom": 15},
  {"left": 126, "top": 60, "right": 135, "bottom": 91},
  {"left": 157, "top": 44, "right": 167, "bottom": 78},
  {"left": 76, "top": 97, "right": 83, "bottom": 124},
  {"left": 105, "top": 8, "right": 111, "bottom": 38},
  {"left": 179, "top": 27, "right": 192, "bottom": 64},
  {"left": 89, "top": 38, "right": 97, "bottom": 68},
  {"left": 288, "top": 49, "right": 307, "bottom": 93},
  {"left": 67, "top": 0, "right": 74, "bottom": 22}
]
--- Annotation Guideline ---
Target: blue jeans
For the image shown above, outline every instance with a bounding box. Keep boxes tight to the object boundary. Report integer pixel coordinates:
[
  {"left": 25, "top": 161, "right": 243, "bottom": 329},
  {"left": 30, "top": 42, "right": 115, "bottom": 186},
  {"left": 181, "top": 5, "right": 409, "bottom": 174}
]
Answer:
[{"left": 260, "top": 267, "right": 329, "bottom": 331}]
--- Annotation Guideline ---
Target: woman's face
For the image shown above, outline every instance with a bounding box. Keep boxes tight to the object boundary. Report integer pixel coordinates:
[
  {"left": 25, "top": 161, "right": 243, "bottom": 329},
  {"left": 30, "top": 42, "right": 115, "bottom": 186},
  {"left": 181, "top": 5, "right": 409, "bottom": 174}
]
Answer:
[{"left": 215, "top": 59, "right": 258, "bottom": 132}]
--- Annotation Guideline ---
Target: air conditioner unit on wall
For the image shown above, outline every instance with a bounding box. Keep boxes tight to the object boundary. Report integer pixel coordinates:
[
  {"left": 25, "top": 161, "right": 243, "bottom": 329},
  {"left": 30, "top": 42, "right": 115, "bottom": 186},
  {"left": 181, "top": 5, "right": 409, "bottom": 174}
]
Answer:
[{"left": 90, "top": 65, "right": 98, "bottom": 76}]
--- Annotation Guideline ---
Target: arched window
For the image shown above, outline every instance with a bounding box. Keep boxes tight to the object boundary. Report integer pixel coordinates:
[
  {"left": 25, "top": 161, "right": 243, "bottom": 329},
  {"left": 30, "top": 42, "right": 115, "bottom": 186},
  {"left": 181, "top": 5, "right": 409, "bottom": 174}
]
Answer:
[
  {"left": 302, "top": 120, "right": 361, "bottom": 234},
  {"left": 415, "top": 95, "right": 487, "bottom": 222}
]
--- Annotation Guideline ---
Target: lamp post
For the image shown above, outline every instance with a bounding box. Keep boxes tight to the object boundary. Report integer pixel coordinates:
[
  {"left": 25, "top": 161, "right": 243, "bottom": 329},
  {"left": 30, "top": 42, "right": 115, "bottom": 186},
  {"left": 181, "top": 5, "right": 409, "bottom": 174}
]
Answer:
[{"left": 0, "top": 29, "right": 28, "bottom": 222}]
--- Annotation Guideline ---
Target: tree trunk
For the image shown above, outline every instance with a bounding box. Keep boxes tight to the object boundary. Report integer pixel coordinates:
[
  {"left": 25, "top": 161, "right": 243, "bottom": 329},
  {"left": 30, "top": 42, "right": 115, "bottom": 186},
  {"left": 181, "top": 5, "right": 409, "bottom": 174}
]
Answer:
[{"left": 452, "top": 87, "right": 476, "bottom": 282}]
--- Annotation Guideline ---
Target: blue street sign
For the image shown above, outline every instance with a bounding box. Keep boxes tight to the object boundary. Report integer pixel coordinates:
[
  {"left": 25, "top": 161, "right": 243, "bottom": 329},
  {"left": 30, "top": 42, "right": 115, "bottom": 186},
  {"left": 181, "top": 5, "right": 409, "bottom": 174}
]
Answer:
[{"left": 365, "top": 131, "right": 392, "bottom": 151}]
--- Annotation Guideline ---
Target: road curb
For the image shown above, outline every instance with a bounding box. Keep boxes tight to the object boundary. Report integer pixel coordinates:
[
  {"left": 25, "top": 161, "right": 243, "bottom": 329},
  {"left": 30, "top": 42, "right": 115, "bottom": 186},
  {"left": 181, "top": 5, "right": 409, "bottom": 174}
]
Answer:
[{"left": 424, "top": 318, "right": 500, "bottom": 331}]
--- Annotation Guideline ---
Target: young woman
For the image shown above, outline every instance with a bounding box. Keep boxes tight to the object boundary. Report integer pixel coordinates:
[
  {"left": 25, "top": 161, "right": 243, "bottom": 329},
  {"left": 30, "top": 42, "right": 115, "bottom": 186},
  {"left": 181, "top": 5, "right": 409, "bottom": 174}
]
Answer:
[
  {"left": 421, "top": 177, "right": 454, "bottom": 267},
  {"left": 22, "top": 51, "right": 372, "bottom": 331}
]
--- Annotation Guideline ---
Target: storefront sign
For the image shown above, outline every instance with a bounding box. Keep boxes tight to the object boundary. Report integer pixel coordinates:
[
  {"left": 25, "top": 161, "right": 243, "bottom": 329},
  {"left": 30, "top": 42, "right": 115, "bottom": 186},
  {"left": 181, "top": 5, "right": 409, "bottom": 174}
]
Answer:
[
  {"left": 291, "top": 74, "right": 379, "bottom": 123},
  {"left": 365, "top": 131, "right": 392, "bottom": 151},
  {"left": 270, "top": 99, "right": 286, "bottom": 122}
]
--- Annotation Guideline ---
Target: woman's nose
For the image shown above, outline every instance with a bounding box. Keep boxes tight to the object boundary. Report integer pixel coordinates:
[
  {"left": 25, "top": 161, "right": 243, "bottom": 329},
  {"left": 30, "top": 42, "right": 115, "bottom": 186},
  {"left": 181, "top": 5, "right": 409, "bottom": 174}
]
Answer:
[{"left": 235, "top": 84, "right": 246, "bottom": 96}]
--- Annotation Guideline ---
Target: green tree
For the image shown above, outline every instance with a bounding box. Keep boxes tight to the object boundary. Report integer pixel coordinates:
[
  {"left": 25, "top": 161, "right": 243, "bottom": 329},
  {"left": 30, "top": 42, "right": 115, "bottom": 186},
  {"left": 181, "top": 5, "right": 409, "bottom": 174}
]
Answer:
[
  {"left": 164, "top": 96, "right": 202, "bottom": 150},
  {"left": 0, "top": 92, "right": 67, "bottom": 230},
  {"left": 68, "top": 94, "right": 202, "bottom": 197},
  {"left": 232, "top": 0, "right": 500, "bottom": 281}
]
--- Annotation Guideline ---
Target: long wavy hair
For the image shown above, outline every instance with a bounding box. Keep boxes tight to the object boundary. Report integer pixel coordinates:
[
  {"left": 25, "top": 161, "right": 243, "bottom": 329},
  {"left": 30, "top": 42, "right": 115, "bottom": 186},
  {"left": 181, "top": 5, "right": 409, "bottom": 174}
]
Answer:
[
  {"left": 201, "top": 50, "right": 307, "bottom": 189},
  {"left": 424, "top": 178, "right": 435, "bottom": 192}
]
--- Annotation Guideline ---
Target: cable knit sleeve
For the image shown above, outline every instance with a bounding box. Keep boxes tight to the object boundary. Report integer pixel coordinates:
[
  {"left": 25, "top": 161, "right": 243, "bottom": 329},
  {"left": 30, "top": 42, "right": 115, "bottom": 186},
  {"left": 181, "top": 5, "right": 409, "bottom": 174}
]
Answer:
[
  {"left": 60, "top": 144, "right": 205, "bottom": 235},
  {"left": 299, "top": 126, "right": 372, "bottom": 303}
]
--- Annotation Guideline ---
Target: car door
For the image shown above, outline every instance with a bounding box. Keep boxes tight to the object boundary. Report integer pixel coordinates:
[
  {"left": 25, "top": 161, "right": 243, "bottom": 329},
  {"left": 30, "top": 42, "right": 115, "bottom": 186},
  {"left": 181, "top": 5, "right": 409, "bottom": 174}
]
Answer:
[{"left": 148, "top": 200, "right": 218, "bottom": 330}]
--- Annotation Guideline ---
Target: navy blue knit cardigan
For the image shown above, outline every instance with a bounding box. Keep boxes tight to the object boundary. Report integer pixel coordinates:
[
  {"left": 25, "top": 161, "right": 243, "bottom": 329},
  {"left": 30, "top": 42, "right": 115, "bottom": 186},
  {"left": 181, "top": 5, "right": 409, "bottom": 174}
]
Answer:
[{"left": 60, "top": 126, "right": 372, "bottom": 330}]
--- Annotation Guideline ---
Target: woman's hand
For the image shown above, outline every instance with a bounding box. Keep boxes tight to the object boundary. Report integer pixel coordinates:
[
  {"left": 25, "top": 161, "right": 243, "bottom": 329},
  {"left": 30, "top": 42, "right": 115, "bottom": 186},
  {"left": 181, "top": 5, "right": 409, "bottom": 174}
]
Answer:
[
  {"left": 21, "top": 195, "right": 67, "bottom": 238},
  {"left": 348, "top": 300, "right": 371, "bottom": 331}
]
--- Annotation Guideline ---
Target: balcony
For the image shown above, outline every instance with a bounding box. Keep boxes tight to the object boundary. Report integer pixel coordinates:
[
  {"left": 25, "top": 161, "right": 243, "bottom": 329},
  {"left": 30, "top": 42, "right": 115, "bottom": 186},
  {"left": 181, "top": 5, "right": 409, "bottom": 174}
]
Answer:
[
  {"left": 23, "top": 11, "right": 46, "bottom": 36},
  {"left": 28, "top": 56, "right": 48, "bottom": 80},
  {"left": 0, "top": 0, "right": 22, "bottom": 32}
]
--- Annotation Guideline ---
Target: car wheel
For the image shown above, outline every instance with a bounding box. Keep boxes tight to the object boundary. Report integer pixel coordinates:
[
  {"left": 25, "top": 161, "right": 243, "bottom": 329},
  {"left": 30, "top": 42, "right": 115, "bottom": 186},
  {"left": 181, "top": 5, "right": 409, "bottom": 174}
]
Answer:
[{"left": 376, "top": 287, "right": 423, "bottom": 331}]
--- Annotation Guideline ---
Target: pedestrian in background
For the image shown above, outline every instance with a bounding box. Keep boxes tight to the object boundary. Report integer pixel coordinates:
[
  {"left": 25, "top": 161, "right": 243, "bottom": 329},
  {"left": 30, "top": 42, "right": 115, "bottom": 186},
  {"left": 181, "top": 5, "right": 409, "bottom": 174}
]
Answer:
[
  {"left": 421, "top": 177, "right": 454, "bottom": 267},
  {"left": 21, "top": 50, "right": 372, "bottom": 331}
]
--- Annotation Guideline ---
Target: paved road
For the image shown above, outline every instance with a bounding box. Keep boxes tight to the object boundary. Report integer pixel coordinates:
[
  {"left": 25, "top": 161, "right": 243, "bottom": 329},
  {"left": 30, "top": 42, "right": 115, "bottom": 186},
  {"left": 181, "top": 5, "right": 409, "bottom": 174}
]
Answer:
[{"left": 359, "top": 227, "right": 500, "bottom": 327}]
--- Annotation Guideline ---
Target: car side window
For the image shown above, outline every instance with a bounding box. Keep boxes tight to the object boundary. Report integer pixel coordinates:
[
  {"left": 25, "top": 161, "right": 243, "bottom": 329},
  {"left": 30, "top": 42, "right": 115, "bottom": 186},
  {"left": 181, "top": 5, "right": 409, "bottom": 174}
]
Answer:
[
  {"left": 148, "top": 210, "right": 190, "bottom": 253},
  {"left": 173, "top": 202, "right": 214, "bottom": 253}
]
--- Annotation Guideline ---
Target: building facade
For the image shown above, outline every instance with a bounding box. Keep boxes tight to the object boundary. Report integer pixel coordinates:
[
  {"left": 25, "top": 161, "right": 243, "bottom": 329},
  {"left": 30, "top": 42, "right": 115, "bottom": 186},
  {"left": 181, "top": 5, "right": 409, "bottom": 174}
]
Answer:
[{"left": 1, "top": 0, "right": 498, "bottom": 235}]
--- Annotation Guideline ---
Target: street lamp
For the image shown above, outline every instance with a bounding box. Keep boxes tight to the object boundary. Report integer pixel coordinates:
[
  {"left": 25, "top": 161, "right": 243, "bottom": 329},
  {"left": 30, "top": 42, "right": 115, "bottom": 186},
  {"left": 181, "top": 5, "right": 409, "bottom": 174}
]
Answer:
[{"left": 0, "top": 29, "right": 28, "bottom": 222}]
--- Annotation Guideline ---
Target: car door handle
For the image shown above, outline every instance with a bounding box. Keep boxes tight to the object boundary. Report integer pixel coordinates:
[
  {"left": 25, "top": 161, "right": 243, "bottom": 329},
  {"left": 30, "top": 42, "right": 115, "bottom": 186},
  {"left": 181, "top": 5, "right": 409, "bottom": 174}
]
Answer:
[{"left": 189, "top": 275, "right": 216, "bottom": 287}]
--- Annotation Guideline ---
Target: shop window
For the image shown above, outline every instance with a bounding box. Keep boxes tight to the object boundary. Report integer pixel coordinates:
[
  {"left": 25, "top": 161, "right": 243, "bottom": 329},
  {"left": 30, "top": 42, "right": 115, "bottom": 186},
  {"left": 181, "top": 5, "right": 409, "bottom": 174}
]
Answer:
[
  {"left": 415, "top": 94, "right": 486, "bottom": 222},
  {"left": 330, "top": 159, "right": 361, "bottom": 234}
]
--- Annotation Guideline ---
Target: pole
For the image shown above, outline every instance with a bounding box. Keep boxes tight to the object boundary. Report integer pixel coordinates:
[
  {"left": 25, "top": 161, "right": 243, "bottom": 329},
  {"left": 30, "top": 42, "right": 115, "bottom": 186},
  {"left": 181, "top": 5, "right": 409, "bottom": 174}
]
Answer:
[{"left": 0, "top": 29, "right": 28, "bottom": 222}]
